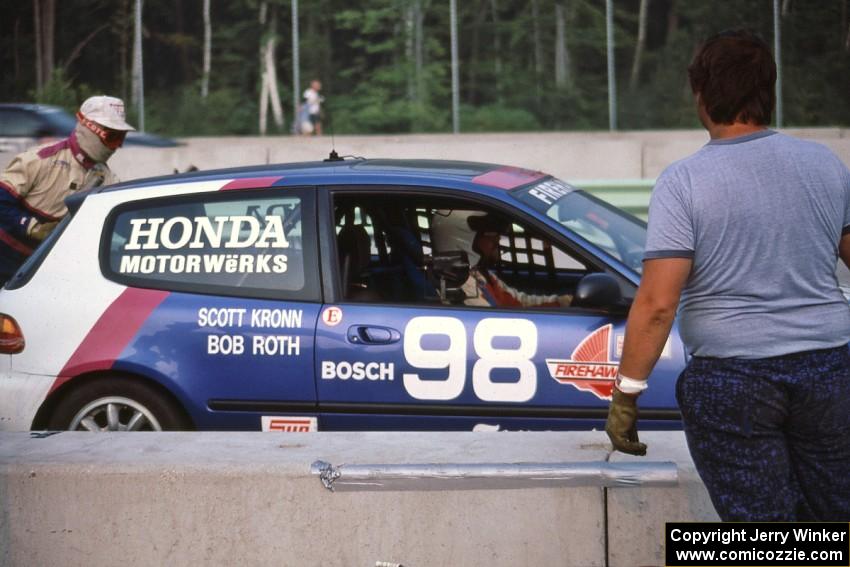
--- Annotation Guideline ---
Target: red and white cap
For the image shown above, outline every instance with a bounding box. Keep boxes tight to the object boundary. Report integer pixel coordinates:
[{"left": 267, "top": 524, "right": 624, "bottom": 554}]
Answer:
[{"left": 78, "top": 95, "right": 136, "bottom": 131}]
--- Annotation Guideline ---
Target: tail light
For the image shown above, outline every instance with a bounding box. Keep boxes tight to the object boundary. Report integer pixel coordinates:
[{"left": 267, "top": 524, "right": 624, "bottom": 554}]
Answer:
[{"left": 0, "top": 314, "right": 25, "bottom": 354}]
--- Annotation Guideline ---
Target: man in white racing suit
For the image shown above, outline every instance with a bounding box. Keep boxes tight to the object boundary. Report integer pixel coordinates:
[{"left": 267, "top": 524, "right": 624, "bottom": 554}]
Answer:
[
  {"left": 433, "top": 210, "right": 572, "bottom": 308},
  {"left": 0, "top": 95, "right": 134, "bottom": 284}
]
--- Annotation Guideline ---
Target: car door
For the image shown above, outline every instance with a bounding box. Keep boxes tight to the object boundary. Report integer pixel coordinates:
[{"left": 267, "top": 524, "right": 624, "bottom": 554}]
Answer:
[
  {"left": 102, "top": 186, "right": 322, "bottom": 430},
  {"left": 315, "top": 187, "right": 686, "bottom": 431}
]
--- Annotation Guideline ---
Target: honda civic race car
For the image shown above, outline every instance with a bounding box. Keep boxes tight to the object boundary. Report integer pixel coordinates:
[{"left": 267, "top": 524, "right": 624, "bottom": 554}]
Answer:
[{"left": 0, "top": 158, "right": 687, "bottom": 432}]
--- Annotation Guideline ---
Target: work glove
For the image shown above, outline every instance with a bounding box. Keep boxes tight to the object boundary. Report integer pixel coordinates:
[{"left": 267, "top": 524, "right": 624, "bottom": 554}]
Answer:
[
  {"left": 28, "top": 220, "right": 59, "bottom": 242},
  {"left": 605, "top": 389, "right": 647, "bottom": 456}
]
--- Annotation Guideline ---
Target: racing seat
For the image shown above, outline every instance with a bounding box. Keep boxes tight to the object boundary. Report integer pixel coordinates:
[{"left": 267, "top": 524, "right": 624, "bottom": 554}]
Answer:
[
  {"left": 386, "top": 224, "right": 435, "bottom": 301},
  {"left": 337, "top": 224, "right": 380, "bottom": 301}
]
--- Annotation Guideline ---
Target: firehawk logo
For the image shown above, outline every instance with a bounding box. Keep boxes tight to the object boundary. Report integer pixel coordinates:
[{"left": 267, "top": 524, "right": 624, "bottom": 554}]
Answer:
[{"left": 545, "top": 324, "right": 618, "bottom": 400}]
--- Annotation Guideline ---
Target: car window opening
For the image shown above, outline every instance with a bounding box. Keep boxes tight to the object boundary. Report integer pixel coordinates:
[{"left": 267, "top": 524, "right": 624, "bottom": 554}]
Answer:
[{"left": 332, "top": 193, "right": 594, "bottom": 309}]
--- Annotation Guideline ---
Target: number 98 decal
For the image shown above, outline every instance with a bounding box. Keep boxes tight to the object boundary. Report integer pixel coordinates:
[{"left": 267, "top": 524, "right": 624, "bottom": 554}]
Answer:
[{"left": 402, "top": 316, "right": 538, "bottom": 403}]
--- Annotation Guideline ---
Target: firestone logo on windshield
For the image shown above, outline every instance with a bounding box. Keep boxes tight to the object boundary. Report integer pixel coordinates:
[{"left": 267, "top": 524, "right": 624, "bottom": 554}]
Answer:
[{"left": 546, "top": 324, "right": 618, "bottom": 400}]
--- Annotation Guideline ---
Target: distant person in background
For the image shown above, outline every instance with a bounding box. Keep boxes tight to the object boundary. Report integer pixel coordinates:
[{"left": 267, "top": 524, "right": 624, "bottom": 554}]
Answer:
[
  {"left": 0, "top": 95, "right": 134, "bottom": 285},
  {"left": 302, "top": 79, "right": 324, "bottom": 136}
]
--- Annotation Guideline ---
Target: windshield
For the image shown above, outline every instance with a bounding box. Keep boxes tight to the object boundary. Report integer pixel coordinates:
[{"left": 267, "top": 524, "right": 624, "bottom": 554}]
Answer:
[{"left": 511, "top": 178, "right": 647, "bottom": 274}]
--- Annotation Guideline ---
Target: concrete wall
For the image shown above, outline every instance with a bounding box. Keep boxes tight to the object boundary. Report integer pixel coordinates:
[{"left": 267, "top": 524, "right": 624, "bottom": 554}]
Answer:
[
  {"left": 3, "top": 128, "right": 845, "bottom": 184},
  {"left": 0, "top": 431, "right": 714, "bottom": 567},
  {"left": 110, "top": 128, "right": 850, "bottom": 182}
]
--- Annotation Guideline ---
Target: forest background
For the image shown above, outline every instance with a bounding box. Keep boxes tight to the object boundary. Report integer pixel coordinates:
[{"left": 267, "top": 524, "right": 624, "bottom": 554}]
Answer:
[{"left": 2, "top": 0, "right": 849, "bottom": 136}]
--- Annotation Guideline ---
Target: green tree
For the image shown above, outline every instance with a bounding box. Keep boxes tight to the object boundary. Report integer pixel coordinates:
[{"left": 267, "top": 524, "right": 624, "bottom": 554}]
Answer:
[{"left": 1, "top": 0, "right": 848, "bottom": 135}]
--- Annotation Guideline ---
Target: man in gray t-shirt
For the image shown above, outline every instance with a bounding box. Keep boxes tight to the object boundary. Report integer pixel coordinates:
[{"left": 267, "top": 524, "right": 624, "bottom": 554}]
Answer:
[
  {"left": 604, "top": 30, "right": 850, "bottom": 521},
  {"left": 648, "top": 130, "right": 850, "bottom": 358}
]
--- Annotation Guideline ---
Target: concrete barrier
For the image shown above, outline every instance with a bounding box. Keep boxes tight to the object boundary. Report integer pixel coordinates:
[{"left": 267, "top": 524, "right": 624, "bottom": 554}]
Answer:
[
  {"left": 4, "top": 128, "right": 841, "bottom": 183},
  {"left": 0, "top": 431, "right": 715, "bottom": 567},
  {"left": 2, "top": 128, "right": 846, "bottom": 220},
  {"left": 609, "top": 431, "right": 720, "bottom": 567}
]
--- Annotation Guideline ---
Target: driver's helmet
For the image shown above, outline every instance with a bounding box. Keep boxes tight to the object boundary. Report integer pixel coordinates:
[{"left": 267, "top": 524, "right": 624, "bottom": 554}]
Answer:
[{"left": 430, "top": 209, "right": 481, "bottom": 265}]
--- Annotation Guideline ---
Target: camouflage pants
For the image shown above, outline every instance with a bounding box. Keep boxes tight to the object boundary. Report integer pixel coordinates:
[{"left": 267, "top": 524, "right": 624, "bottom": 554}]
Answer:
[{"left": 676, "top": 345, "right": 850, "bottom": 521}]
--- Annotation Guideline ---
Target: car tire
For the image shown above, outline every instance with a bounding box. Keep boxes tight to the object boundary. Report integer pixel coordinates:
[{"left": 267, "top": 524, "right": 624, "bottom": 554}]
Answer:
[{"left": 47, "top": 377, "right": 189, "bottom": 431}]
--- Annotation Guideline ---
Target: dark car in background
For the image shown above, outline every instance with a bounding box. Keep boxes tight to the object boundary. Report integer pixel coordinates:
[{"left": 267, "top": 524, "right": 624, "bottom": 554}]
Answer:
[{"left": 0, "top": 103, "right": 179, "bottom": 154}]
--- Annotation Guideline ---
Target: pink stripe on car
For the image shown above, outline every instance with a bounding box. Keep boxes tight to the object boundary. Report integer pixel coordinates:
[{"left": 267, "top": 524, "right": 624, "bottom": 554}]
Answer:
[{"left": 50, "top": 288, "right": 170, "bottom": 393}]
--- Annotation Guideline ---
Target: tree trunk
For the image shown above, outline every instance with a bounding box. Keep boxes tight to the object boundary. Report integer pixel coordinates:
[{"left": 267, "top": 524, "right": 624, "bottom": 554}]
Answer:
[
  {"left": 532, "top": 0, "right": 543, "bottom": 104},
  {"left": 554, "top": 2, "right": 570, "bottom": 90},
  {"left": 202, "top": 0, "right": 211, "bottom": 98},
  {"left": 31, "top": 0, "right": 57, "bottom": 92},
  {"left": 14, "top": 16, "right": 21, "bottom": 84},
  {"left": 405, "top": 2, "right": 415, "bottom": 102},
  {"left": 175, "top": 0, "right": 190, "bottom": 80},
  {"left": 259, "top": 3, "right": 267, "bottom": 134},
  {"left": 266, "top": 38, "right": 284, "bottom": 130},
  {"left": 269, "top": 6, "right": 283, "bottom": 130},
  {"left": 846, "top": 20, "right": 850, "bottom": 53},
  {"left": 467, "top": 0, "right": 486, "bottom": 105},
  {"left": 322, "top": 5, "right": 332, "bottom": 96},
  {"left": 291, "top": 0, "right": 300, "bottom": 131},
  {"left": 43, "top": 0, "right": 55, "bottom": 85},
  {"left": 490, "top": 0, "right": 503, "bottom": 103},
  {"left": 258, "top": 2, "right": 284, "bottom": 135},
  {"left": 846, "top": 19, "right": 850, "bottom": 54},
  {"left": 844, "top": 0, "right": 850, "bottom": 53},
  {"left": 629, "top": 0, "right": 649, "bottom": 91},
  {"left": 132, "top": 0, "right": 144, "bottom": 108},
  {"left": 782, "top": 0, "right": 792, "bottom": 17},
  {"left": 398, "top": 0, "right": 423, "bottom": 104},
  {"left": 33, "top": 0, "right": 43, "bottom": 94},
  {"left": 120, "top": 0, "right": 130, "bottom": 103},
  {"left": 413, "top": 0, "right": 424, "bottom": 104},
  {"left": 666, "top": 0, "right": 679, "bottom": 39}
]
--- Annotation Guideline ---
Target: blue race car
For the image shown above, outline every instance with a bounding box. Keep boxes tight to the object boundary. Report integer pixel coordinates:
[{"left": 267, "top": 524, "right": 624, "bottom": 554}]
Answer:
[{"left": 0, "top": 158, "right": 686, "bottom": 432}]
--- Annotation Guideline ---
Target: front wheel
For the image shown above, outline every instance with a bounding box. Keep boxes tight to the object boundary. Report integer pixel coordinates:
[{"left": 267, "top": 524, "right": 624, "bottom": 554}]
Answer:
[{"left": 47, "top": 377, "right": 189, "bottom": 431}]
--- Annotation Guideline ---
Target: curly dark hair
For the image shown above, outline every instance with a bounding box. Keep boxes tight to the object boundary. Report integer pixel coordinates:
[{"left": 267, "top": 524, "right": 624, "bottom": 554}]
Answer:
[{"left": 688, "top": 30, "right": 776, "bottom": 126}]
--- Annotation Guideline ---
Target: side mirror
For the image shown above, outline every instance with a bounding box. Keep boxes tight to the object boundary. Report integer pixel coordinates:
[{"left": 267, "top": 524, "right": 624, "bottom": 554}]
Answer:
[{"left": 572, "top": 273, "right": 623, "bottom": 309}]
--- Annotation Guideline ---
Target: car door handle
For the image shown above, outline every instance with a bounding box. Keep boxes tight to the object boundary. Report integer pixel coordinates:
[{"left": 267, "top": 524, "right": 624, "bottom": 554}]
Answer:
[{"left": 347, "top": 325, "right": 401, "bottom": 345}]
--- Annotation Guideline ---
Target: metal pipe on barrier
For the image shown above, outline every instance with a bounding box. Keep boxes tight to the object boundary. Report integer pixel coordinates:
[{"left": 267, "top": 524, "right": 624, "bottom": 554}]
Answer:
[{"left": 311, "top": 460, "right": 678, "bottom": 492}]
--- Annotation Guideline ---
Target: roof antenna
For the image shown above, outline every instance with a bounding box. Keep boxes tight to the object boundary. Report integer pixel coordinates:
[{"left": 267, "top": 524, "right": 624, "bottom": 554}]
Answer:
[{"left": 324, "top": 102, "right": 343, "bottom": 161}]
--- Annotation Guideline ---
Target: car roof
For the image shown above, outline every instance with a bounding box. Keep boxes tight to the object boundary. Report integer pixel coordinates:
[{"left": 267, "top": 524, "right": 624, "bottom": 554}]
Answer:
[
  {"left": 0, "top": 103, "right": 179, "bottom": 147},
  {"left": 0, "top": 102, "right": 62, "bottom": 110},
  {"left": 0, "top": 102, "right": 66, "bottom": 114},
  {"left": 94, "top": 158, "right": 549, "bottom": 195}
]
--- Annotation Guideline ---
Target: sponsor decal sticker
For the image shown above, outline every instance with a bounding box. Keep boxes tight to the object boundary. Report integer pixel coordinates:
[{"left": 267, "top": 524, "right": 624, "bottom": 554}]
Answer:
[
  {"left": 471, "top": 166, "right": 547, "bottom": 190},
  {"left": 527, "top": 179, "right": 576, "bottom": 206},
  {"left": 321, "top": 360, "right": 395, "bottom": 381},
  {"left": 546, "top": 324, "right": 618, "bottom": 400},
  {"left": 220, "top": 176, "right": 283, "bottom": 191},
  {"left": 261, "top": 416, "right": 317, "bottom": 432},
  {"left": 52, "top": 288, "right": 170, "bottom": 393},
  {"left": 196, "top": 307, "right": 304, "bottom": 356},
  {"left": 117, "top": 214, "right": 291, "bottom": 276},
  {"left": 322, "top": 306, "right": 343, "bottom": 326}
]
